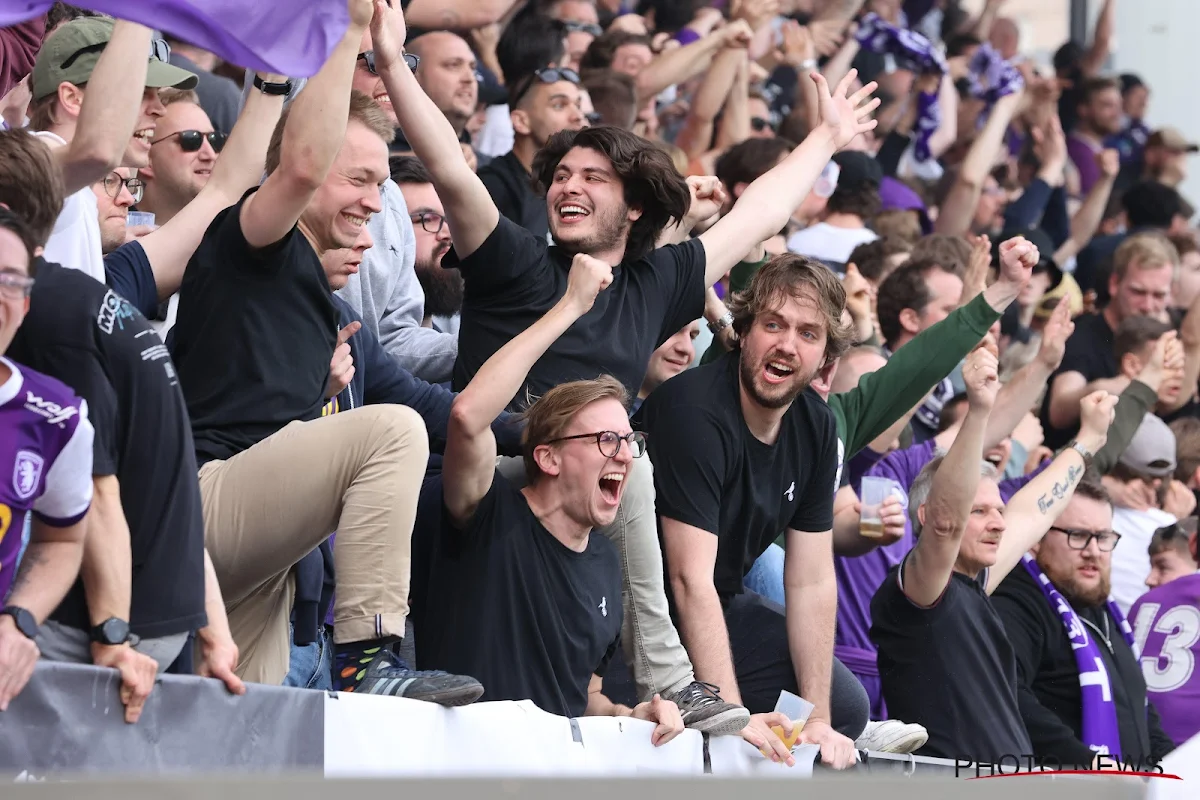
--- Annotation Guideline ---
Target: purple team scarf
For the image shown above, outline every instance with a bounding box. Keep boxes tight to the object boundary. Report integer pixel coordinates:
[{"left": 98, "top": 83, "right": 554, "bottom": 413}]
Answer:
[
  {"left": 1020, "top": 554, "right": 1135, "bottom": 756},
  {"left": 0, "top": 0, "right": 349, "bottom": 77},
  {"left": 967, "top": 43, "right": 1025, "bottom": 122}
]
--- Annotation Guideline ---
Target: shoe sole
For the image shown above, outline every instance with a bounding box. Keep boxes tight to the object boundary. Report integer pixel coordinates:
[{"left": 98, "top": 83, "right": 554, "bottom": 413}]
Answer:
[
  {"left": 682, "top": 706, "right": 752, "bottom": 737},
  {"left": 858, "top": 729, "right": 928, "bottom": 754},
  {"left": 405, "top": 683, "right": 486, "bottom": 707}
]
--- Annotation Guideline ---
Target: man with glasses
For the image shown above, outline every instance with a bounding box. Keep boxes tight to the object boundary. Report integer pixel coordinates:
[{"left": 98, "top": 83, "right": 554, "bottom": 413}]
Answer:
[
  {"left": 92, "top": 168, "right": 145, "bottom": 254},
  {"left": 27, "top": 16, "right": 197, "bottom": 284},
  {"left": 411, "top": 250, "right": 684, "bottom": 746},
  {"left": 138, "top": 89, "right": 226, "bottom": 227},
  {"left": 478, "top": 66, "right": 587, "bottom": 241},
  {"left": 992, "top": 476, "right": 1177, "bottom": 768},
  {"left": 391, "top": 157, "right": 463, "bottom": 333}
]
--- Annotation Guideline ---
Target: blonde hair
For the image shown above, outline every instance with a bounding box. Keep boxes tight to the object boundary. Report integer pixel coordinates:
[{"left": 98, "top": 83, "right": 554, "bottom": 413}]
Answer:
[
  {"left": 518, "top": 376, "right": 630, "bottom": 483},
  {"left": 265, "top": 90, "right": 395, "bottom": 175},
  {"left": 1113, "top": 231, "right": 1180, "bottom": 282},
  {"left": 159, "top": 87, "right": 201, "bottom": 107}
]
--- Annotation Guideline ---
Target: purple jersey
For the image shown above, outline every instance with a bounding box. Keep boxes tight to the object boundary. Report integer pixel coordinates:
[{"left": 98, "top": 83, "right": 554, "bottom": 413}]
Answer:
[
  {"left": 0, "top": 357, "right": 94, "bottom": 597},
  {"left": 1129, "top": 572, "right": 1200, "bottom": 746}
]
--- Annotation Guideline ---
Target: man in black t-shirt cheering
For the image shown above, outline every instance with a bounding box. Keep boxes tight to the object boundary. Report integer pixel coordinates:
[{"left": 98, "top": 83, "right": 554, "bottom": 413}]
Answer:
[
  {"left": 415, "top": 252, "right": 683, "bottom": 743},
  {"left": 870, "top": 320, "right": 1117, "bottom": 762},
  {"left": 639, "top": 254, "right": 862, "bottom": 769},
  {"left": 370, "top": 0, "right": 880, "bottom": 735},
  {"left": 166, "top": 0, "right": 480, "bottom": 703}
]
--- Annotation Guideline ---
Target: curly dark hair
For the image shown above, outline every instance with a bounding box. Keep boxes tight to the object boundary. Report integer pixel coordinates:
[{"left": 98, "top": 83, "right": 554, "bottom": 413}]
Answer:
[
  {"left": 876, "top": 258, "right": 959, "bottom": 348},
  {"left": 532, "top": 125, "right": 690, "bottom": 261}
]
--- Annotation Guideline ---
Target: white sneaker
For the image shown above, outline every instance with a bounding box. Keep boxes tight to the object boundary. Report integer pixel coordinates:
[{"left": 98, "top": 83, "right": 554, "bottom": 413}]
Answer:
[{"left": 854, "top": 719, "right": 928, "bottom": 754}]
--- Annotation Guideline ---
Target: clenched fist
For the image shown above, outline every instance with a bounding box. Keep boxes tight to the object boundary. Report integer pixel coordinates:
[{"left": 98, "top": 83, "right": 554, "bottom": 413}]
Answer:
[{"left": 564, "top": 253, "right": 614, "bottom": 315}]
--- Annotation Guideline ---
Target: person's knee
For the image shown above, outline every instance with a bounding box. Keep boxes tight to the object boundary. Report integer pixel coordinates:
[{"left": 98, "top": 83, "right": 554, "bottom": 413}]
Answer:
[
  {"left": 831, "top": 661, "right": 870, "bottom": 741},
  {"left": 359, "top": 405, "right": 430, "bottom": 462}
]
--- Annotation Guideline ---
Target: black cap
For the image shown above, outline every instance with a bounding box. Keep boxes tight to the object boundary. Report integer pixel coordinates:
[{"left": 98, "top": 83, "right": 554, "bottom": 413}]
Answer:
[
  {"left": 831, "top": 151, "right": 883, "bottom": 192},
  {"left": 1119, "top": 73, "right": 1146, "bottom": 95}
]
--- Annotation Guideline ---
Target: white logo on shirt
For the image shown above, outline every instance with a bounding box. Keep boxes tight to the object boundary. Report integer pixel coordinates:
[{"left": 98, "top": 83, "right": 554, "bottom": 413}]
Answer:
[
  {"left": 13, "top": 450, "right": 44, "bottom": 500},
  {"left": 599, "top": 597, "right": 607, "bottom": 617},
  {"left": 785, "top": 481, "right": 795, "bottom": 502},
  {"left": 23, "top": 392, "right": 78, "bottom": 427}
]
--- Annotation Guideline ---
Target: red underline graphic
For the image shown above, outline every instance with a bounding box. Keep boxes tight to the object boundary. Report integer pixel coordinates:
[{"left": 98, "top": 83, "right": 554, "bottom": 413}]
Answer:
[{"left": 966, "top": 770, "right": 1183, "bottom": 780}]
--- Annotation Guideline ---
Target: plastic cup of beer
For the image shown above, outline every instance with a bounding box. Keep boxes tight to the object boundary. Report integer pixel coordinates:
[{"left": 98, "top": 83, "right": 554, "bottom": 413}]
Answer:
[
  {"left": 770, "top": 690, "right": 815, "bottom": 751},
  {"left": 126, "top": 211, "right": 156, "bottom": 229},
  {"left": 859, "top": 476, "right": 895, "bottom": 539}
]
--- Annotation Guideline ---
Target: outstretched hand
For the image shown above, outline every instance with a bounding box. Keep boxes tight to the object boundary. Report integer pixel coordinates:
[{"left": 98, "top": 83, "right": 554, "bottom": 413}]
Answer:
[
  {"left": 810, "top": 69, "right": 880, "bottom": 151},
  {"left": 368, "top": 0, "right": 407, "bottom": 70},
  {"left": 1036, "top": 297, "right": 1075, "bottom": 371}
]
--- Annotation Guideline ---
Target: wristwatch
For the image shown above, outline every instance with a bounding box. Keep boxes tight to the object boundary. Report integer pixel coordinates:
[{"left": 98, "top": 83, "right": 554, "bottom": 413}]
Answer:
[
  {"left": 1, "top": 606, "right": 39, "bottom": 640},
  {"left": 91, "top": 617, "right": 140, "bottom": 647},
  {"left": 708, "top": 311, "right": 734, "bottom": 335},
  {"left": 1066, "top": 439, "right": 1095, "bottom": 469},
  {"left": 253, "top": 74, "right": 293, "bottom": 96}
]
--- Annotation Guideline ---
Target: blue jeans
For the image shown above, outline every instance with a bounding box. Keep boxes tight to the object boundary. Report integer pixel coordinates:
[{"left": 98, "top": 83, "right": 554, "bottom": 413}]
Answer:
[
  {"left": 283, "top": 624, "right": 333, "bottom": 691},
  {"left": 744, "top": 543, "right": 786, "bottom": 606}
]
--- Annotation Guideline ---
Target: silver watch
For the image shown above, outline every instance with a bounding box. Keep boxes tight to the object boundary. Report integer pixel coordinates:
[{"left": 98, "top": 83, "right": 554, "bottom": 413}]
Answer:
[
  {"left": 708, "top": 311, "right": 733, "bottom": 335},
  {"left": 1067, "top": 439, "right": 1095, "bottom": 468}
]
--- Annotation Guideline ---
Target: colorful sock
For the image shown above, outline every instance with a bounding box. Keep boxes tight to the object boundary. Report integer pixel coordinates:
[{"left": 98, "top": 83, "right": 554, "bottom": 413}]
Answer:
[{"left": 333, "top": 637, "right": 401, "bottom": 692}]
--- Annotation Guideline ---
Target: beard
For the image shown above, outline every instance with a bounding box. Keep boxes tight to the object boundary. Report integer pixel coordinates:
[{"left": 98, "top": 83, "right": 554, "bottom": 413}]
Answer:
[
  {"left": 738, "top": 347, "right": 818, "bottom": 410},
  {"left": 550, "top": 201, "right": 629, "bottom": 257},
  {"left": 1037, "top": 551, "right": 1111, "bottom": 608},
  {"left": 416, "top": 250, "right": 464, "bottom": 318}
]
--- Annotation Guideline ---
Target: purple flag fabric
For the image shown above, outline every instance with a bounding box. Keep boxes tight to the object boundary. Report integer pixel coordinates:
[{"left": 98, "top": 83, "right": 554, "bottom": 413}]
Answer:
[
  {"left": 1129, "top": 573, "right": 1200, "bottom": 746},
  {"left": 0, "top": 0, "right": 350, "bottom": 77}
]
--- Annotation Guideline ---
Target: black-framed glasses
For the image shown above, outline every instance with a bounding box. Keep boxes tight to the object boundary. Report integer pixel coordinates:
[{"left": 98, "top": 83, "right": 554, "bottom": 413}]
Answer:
[
  {"left": 410, "top": 212, "right": 447, "bottom": 235},
  {"left": 357, "top": 50, "right": 421, "bottom": 75},
  {"left": 1049, "top": 527, "right": 1123, "bottom": 552},
  {"left": 100, "top": 171, "right": 144, "bottom": 204},
  {"left": 150, "top": 129, "right": 227, "bottom": 153},
  {"left": 512, "top": 67, "right": 581, "bottom": 107},
  {"left": 563, "top": 21, "right": 603, "bottom": 37},
  {"left": 61, "top": 37, "right": 170, "bottom": 71},
  {"left": 0, "top": 272, "right": 34, "bottom": 300},
  {"left": 547, "top": 431, "right": 648, "bottom": 459}
]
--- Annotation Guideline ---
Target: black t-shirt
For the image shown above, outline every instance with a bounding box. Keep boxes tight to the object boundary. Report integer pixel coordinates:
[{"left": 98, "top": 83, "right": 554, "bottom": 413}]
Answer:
[
  {"left": 168, "top": 190, "right": 338, "bottom": 464},
  {"left": 104, "top": 241, "right": 158, "bottom": 319},
  {"left": 870, "top": 558, "right": 1033, "bottom": 762},
  {"left": 7, "top": 260, "right": 207, "bottom": 639},
  {"left": 446, "top": 216, "right": 706, "bottom": 410},
  {"left": 636, "top": 353, "right": 839, "bottom": 604},
  {"left": 477, "top": 151, "right": 549, "bottom": 242},
  {"left": 1040, "top": 312, "right": 1118, "bottom": 451},
  {"left": 412, "top": 474, "right": 622, "bottom": 718}
]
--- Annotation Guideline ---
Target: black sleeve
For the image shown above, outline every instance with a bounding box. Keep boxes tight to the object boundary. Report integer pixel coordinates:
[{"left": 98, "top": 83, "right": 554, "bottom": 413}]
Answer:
[
  {"left": 991, "top": 580, "right": 1097, "bottom": 765},
  {"left": 1056, "top": 325, "right": 1106, "bottom": 382},
  {"left": 593, "top": 633, "right": 621, "bottom": 678},
  {"left": 649, "top": 238, "right": 706, "bottom": 348},
  {"left": 643, "top": 397, "right": 729, "bottom": 535},
  {"left": 788, "top": 404, "right": 838, "bottom": 532},
  {"left": 33, "top": 345, "right": 120, "bottom": 476},
  {"left": 104, "top": 241, "right": 159, "bottom": 319},
  {"left": 441, "top": 468, "right": 512, "bottom": 545},
  {"left": 875, "top": 132, "right": 911, "bottom": 177},
  {"left": 1145, "top": 701, "right": 1177, "bottom": 762},
  {"left": 477, "top": 165, "right": 518, "bottom": 222},
  {"left": 441, "top": 214, "right": 546, "bottom": 300},
  {"left": 213, "top": 190, "right": 298, "bottom": 273}
]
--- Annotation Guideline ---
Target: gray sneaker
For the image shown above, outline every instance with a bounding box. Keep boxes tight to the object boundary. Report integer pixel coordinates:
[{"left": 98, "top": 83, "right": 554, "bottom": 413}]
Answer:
[{"left": 668, "top": 681, "right": 751, "bottom": 736}]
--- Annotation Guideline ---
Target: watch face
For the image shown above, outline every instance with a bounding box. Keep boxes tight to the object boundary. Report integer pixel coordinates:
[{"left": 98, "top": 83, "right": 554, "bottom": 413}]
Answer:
[{"left": 100, "top": 618, "right": 130, "bottom": 644}]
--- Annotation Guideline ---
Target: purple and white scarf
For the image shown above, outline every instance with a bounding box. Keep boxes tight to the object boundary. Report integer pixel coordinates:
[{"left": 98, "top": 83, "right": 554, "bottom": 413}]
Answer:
[
  {"left": 967, "top": 43, "right": 1025, "bottom": 118},
  {"left": 1021, "top": 554, "right": 1135, "bottom": 755}
]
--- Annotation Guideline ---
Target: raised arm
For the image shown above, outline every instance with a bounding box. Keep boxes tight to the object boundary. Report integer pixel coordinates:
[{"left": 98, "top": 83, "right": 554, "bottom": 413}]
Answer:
[
  {"left": 403, "top": 0, "right": 521, "bottom": 31},
  {"left": 239, "top": 0, "right": 372, "bottom": 249},
  {"left": 54, "top": 21, "right": 155, "bottom": 195},
  {"left": 1078, "top": 0, "right": 1116, "bottom": 77},
  {"left": 444, "top": 254, "right": 612, "bottom": 525},
  {"left": 985, "top": 297, "right": 1073, "bottom": 447},
  {"left": 636, "top": 23, "right": 751, "bottom": 101},
  {"left": 986, "top": 391, "right": 1117, "bottom": 593},
  {"left": 370, "top": 0, "right": 497, "bottom": 259},
  {"left": 935, "top": 91, "right": 1023, "bottom": 236},
  {"left": 903, "top": 346, "right": 998, "bottom": 607},
  {"left": 138, "top": 75, "right": 285, "bottom": 299},
  {"left": 699, "top": 70, "right": 879, "bottom": 286}
]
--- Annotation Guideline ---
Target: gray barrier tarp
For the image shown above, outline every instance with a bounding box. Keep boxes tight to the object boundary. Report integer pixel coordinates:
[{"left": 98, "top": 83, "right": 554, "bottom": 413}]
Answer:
[{"left": 0, "top": 662, "right": 323, "bottom": 777}]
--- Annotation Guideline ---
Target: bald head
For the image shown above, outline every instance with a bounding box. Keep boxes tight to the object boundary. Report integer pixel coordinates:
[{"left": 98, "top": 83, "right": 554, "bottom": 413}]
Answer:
[
  {"left": 407, "top": 31, "right": 479, "bottom": 133},
  {"left": 830, "top": 346, "right": 888, "bottom": 394},
  {"left": 989, "top": 18, "right": 1020, "bottom": 61}
]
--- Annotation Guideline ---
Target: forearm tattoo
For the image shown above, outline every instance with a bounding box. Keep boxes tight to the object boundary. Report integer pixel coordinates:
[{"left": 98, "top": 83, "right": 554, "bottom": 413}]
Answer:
[{"left": 1036, "top": 463, "right": 1084, "bottom": 514}]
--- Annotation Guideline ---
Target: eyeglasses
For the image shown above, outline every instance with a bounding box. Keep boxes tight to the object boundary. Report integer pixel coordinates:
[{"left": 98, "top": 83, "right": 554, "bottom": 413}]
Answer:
[
  {"left": 410, "top": 212, "right": 448, "bottom": 234},
  {"left": 751, "top": 116, "right": 778, "bottom": 133},
  {"left": 512, "top": 67, "right": 581, "bottom": 107},
  {"left": 546, "top": 431, "right": 648, "bottom": 459},
  {"left": 563, "top": 21, "right": 603, "bottom": 37},
  {"left": 357, "top": 50, "right": 421, "bottom": 76},
  {"left": 585, "top": 112, "right": 603, "bottom": 126},
  {"left": 1049, "top": 527, "right": 1123, "bottom": 552},
  {"left": 150, "top": 129, "right": 227, "bottom": 153},
  {"left": 61, "top": 37, "right": 170, "bottom": 71},
  {"left": 0, "top": 272, "right": 34, "bottom": 300},
  {"left": 100, "top": 171, "right": 145, "bottom": 204}
]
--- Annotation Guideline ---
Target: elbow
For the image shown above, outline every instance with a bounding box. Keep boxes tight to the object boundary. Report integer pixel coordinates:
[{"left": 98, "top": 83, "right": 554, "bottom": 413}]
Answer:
[
  {"left": 669, "top": 567, "right": 713, "bottom": 607},
  {"left": 71, "top": 139, "right": 123, "bottom": 180},
  {"left": 449, "top": 395, "right": 487, "bottom": 439}
]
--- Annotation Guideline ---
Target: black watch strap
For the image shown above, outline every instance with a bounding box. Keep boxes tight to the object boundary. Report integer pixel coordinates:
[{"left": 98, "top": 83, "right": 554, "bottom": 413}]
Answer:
[
  {"left": 253, "top": 74, "right": 293, "bottom": 96},
  {"left": 91, "top": 617, "right": 138, "bottom": 646},
  {"left": 1, "top": 606, "right": 39, "bottom": 640}
]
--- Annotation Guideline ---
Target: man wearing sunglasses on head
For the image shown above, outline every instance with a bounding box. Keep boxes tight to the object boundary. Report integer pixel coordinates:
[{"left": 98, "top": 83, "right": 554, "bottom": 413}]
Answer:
[
  {"left": 27, "top": 17, "right": 197, "bottom": 285},
  {"left": 478, "top": 66, "right": 587, "bottom": 241}
]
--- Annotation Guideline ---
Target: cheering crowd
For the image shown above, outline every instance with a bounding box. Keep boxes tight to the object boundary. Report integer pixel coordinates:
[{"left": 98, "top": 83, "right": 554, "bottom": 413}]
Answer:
[{"left": 1, "top": 0, "right": 1198, "bottom": 774}]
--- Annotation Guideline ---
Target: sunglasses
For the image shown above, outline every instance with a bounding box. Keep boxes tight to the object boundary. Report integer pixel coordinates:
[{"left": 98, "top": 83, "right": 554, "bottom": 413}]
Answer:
[
  {"left": 512, "top": 67, "right": 581, "bottom": 107},
  {"left": 357, "top": 50, "right": 421, "bottom": 75},
  {"left": 62, "top": 37, "right": 170, "bottom": 71},
  {"left": 150, "top": 129, "right": 227, "bottom": 153},
  {"left": 101, "top": 171, "right": 145, "bottom": 204},
  {"left": 563, "top": 21, "right": 603, "bottom": 37},
  {"left": 750, "top": 116, "right": 778, "bottom": 133}
]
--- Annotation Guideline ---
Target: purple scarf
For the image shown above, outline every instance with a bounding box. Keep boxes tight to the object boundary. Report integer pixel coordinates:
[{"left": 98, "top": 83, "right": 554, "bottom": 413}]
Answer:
[
  {"left": 967, "top": 43, "right": 1025, "bottom": 123},
  {"left": 1021, "top": 554, "right": 1135, "bottom": 756}
]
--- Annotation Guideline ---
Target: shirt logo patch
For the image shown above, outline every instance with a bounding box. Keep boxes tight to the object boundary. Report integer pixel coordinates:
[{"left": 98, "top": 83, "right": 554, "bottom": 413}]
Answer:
[
  {"left": 598, "top": 597, "right": 607, "bottom": 617},
  {"left": 97, "top": 290, "right": 138, "bottom": 335},
  {"left": 785, "top": 481, "right": 795, "bottom": 502},
  {"left": 13, "top": 450, "right": 44, "bottom": 501},
  {"left": 23, "top": 391, "right": 78, "bottom": 427}
]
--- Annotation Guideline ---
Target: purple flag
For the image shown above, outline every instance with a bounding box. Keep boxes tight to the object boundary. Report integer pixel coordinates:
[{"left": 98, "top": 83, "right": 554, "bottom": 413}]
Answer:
[{"left": 0, "top": 0, "right": 350, "bottom": 77}]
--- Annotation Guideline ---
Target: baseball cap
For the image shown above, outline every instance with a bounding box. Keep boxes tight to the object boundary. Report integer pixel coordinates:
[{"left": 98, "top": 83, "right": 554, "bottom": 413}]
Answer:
[
  {"left": 1119, "top": 413, "right": 1178, "bottom": 479},
  {"left": 32, "top": 17, "right": 198, "bottom": 101},
  {"left": 1147, "top": 127, "right": 1199, "bottom": 154},
  {"left": 831, "top": 151, "right": 883, "bottom": 192}
]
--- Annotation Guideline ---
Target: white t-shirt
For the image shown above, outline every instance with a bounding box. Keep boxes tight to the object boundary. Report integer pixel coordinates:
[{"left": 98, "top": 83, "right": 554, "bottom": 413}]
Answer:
[
  {"left": 31, "top": 131, "right": 106, "bottom": 285},
  {"left": 475, "top": 104, "right": 515, "bottom": 159},
  {"left": 785, "top": 222, "right": 878, "bottom": 269},
  {"left": 1111, "top": 506, "right": 1177, "bottom": 615}
]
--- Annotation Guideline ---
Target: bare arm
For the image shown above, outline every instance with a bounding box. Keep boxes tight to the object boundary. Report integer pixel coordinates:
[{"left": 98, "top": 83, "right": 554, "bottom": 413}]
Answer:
[
  {"left": 403, "top": 0, "right": 521, "bottom": 31},
  {"left": 1079, "top": 0, "right": 1116, "bottom": 77},
  {"left": 935, "top": 91, "right": 1023, "bottom": 236},
  {"left": 1048, "top": 371, "right": 1131, "bottom": 430},
  {"left": 926, "top": 72, "right": 960, "bottom": 161},
  {"left": 53, "top": 21, "right": 154, "bottom": 195},
  {"left": 636, "top": 27, "right": 736, "bottom": 101},
  {"left": 79, "top": 475, "right": 131, "bottom": 626},
  {"left": 8, "top": 518, "right": 86, "bottom": 622},
  {"left": 783, "top": 528, "right": 837, "bottom": 722},
  {"left": 663, "top": 516, "right": 741, "bottom": 702},
  {"left": 239, "top": 5, "right": 369, "bottom": 249},
  {"left": 138, "top": 78, "right": 285, "bottom": 298},
  {"left": 970, "top": 0, "right": 1006, "bottom": 40},
  {"left": 1056, "top": 150, "right": 1118, "bottom": 264},
  {"left": 712, "top": 53, "right": 751, "bottom": 153},
  {"left": 675, "top": 48, "right": 744, "bottom": 159},
  {"left": 585, "top": 672, "right": 634, "bottom": 716}
]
